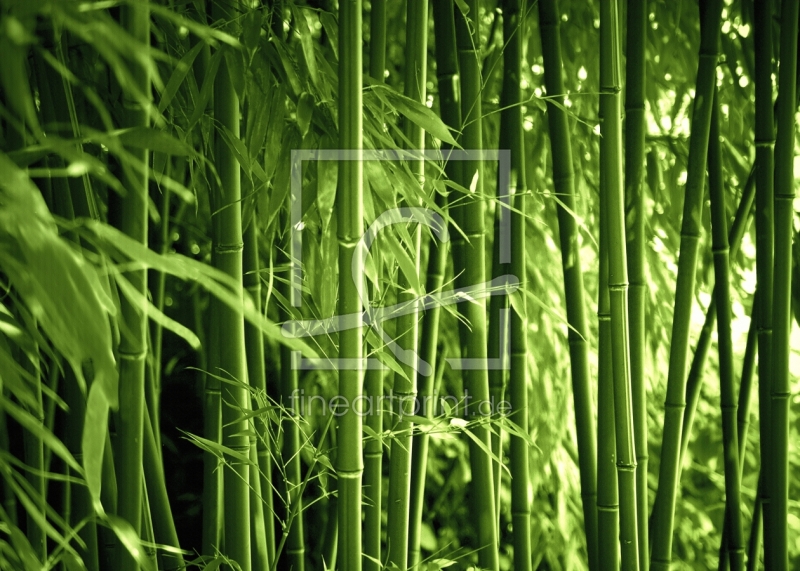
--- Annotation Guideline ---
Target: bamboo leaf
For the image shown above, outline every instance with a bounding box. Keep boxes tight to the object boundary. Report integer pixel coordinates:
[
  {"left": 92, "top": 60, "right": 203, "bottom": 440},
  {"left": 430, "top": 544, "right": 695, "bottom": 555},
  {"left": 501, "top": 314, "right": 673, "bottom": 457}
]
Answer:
[
  {"left": 158, "top": 40, "right": 205, "bottom": 113},
  {"left": 104, "top": 514, "right": 157, "bottom": 571},
  {"left": 291, "top": 4, "right": 320, "bottom": 90},
  {"left": 84, "top": 220, "right": 316, "bottom": 356},
  {"left": 296, "top": 91, "right": 314, "bottom": 138},
  {"left": 113, "top": 270, "right": 201, "bottom": 349},
  {"left": 187, "top": 46, "right": 223, "bottom": 131},
  {"left": 115, "top": 126, "right": 196, "bottom": 157},
  {"left": 319, "top": 12, "right": 339, "bottom": 60},
  {"left": 317, "top": 137, "right": 338, "bottom": 231},
  {"left": 373, "top": 85, "right": 459, "bottom": 147},
  {"left": 82, "top": 383, "right": 110, "bottom": 513},
  {"left": 223, "top": 45, "right": 247, "bottom": 103},
  {"left": 2, "top": 398, "right": 81, "bottom": 473}
]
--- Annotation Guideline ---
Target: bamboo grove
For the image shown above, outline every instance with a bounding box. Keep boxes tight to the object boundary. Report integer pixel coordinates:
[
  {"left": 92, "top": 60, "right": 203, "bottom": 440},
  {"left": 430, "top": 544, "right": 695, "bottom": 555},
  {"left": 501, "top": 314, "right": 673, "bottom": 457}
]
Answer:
[{"left": 1, "top": 0, "right": 800, "bottom": 569}]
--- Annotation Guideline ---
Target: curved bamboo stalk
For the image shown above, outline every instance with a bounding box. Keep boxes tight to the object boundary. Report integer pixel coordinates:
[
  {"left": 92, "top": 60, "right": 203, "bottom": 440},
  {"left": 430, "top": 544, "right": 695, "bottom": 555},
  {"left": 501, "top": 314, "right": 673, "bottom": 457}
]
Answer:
[
  {"left": 142, "top": 406, "right": 185, "bottom": 571},
  {"left": 537, "top": 0, "right": 599, "bottom": 567},
  {"left": 278, "top": 210, "right": 306, "bottom": 571},
  {"left": 336, "top": 0, "right": 364, "bottom": 569},
  {"left": 454, "top": 2, "right": 500, "bottom": 567},
  {"left": 707, "top": 87, "right": 744, "bottom": 571},
  {"left": 650, "top": 1, "right": 723, "bottom": 567},
  {"left": 678, "top": 169, "right": 755, "bottom": 466},
  {"left": 768, "top": 0, "right": 799, "bottom": 566},
  {"left": 244, "top": 217, "right": 275, "bottom": 568}
]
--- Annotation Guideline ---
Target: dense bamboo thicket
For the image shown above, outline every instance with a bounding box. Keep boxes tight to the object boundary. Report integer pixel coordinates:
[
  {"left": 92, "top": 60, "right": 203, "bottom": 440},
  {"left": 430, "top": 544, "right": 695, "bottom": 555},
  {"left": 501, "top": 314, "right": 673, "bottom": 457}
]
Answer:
[{"left": 2, "top": 1, "right": 800, "bottom": 570}]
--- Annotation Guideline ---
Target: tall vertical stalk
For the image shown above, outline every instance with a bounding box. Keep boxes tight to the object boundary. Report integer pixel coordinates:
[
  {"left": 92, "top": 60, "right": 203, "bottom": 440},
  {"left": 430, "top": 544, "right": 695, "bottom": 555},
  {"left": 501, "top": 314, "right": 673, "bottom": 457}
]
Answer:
[
  {"left": 244, "top": 217, "right": 275, "bottom": 568},
  {"left": 678, "top": 169, "right": 755, "bottom": 466},
  {"left": 110, "top": 3, "right": 149, "bottom": 569},
  {"left": 769, "top": 0, "right": 799, "bottom": 567},
  {"left": 278, "top": 211, "right": 306, "bottom": 571},
  {"left": 363, "top": 4, "right": 386, "bottom": 570},
  {"left": 600, "top": 0, "right": 640, "bottom": 567},
  {"left": 386, "top": 3, "right": 427, "bottom": 569},
  {"left": 623, "top": 0, "right": 648, "bottom": 567},
  {"left": 707, "top": 87, "right": 744, "bottom": 571},
  {"left": 597, "top": 135, "right": 619, "bottom": 571},
  {"left": 650, "top": 1, "right": 723, "bottom": 567},
  {"left": 336, "top": 1, "right": 364, "bottom": 569},
  {"left": 537, "top": 0, "right": 599, "bottom": 567},
  {"left": 211, "top": 1, "right": 251, "bottom": 568},
  {"left": 454, "top": 2, "right": 500, "bottom": 568},
  {"left": 753, "top": 0, "right": 775, "bottom": 564},
  {"left": 408, "top": 5, "right": 463, "bottom": 565},
  {"left": 499, "top": 1, "right": 532, "bottom": 569}
]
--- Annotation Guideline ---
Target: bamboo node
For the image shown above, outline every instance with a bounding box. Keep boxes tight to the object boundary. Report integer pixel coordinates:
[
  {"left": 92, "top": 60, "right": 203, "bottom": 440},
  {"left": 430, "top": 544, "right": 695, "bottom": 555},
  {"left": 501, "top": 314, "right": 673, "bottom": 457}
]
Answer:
[{"left": 214, "top": 242, "right": 244, "bottom": 254}]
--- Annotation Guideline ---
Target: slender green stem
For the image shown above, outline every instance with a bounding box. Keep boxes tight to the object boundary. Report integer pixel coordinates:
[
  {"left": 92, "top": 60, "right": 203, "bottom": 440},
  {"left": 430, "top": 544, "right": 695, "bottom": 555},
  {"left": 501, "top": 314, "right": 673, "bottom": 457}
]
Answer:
[
  {"left": 600, "top": 0, "right": 640, "bottom": 567},
  {"left": 650, "top": 1, "right": 723, "bottom": 567},
  {"left": 752, "top": 0, "right": 776, "bottom": 563},
  {"left": 537, "top": 0, "right": 599, "bottom": 567},
  {"left": 498, "top": 2, "right": 532, "bottom": 569},
  {"left": 624, "top": 0, "right": 648, "bottom": 566},
  {"left": 143, "top": 406, "right": 185, "bottom": 571},
  {"left": 707, "top": 86, "right": 744, "bottom": 571},
  {"left": 244, "top": 216, "right": 276, "bottom": 568},
  {"left": 211, "top": 2, "right": 251, "bottom": 568},
  {"left": 110, "top": 4, "right": 150, "bottom": 569},
  {"left": 386, "top": 3, "right": 427, "bottom": 569},
  {"left": 336, "top": 1, "right": 364, "bottom": 569},
  {"left": 769, "top": 1, "right": 799, "bottom": 567},
  {"left": 364, "top": 6, "right": 387, "bottom": 569},
  {"left": 454, "top": 2, "right": 500, "bottom": 567}
]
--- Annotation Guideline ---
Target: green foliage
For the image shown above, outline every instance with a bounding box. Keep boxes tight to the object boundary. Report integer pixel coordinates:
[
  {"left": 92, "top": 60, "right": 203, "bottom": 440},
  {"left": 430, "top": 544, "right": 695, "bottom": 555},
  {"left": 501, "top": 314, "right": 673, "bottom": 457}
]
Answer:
[{"left": 0, "top": 0, "right": 799, "bottom": 570}]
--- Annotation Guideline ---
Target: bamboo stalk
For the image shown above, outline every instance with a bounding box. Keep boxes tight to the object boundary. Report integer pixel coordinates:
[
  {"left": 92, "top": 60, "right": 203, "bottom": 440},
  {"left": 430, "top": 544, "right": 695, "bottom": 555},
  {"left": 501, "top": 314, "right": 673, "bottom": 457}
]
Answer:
[
  {"left": 363, "top": 3, "right": 386, "bottom": 569},
  {"left": 650, "top": 0, "right": 723, "bottom": 567},
  {"left": 278, "top": 210, "right": 306, "bottom": 571},
  {"left": 454, "top": 2, "right": 500, "bottom": 567},
  {"left": 244, "top": 216, "right": 276, "bottom": 568},
  {"left": 597, "top": 146, "right": 619, "bottom": 571},
  {"left": 678, "top": 169, "right": 755, "bottom": 466},
  {"left": 623, "top": 0, "right": 648, "bottom": 566},
  {"left": 142, "top": 408, "right": 185, "bottom": 571},
  {"left": 110, "top": 3, "right": 150, "bottom": 569},
  {"left": 768, "top": 0, "right": 799, "bottom": 566},
  {"left": 707, "top": 86, "right": 744, "bottom": 571},
  {"left": 386, "top": 2, "right": 427, "bottom": 569},
  {"left": 408, "top": 5, "right": 463, "bottom": 566},
  {"left": 600, "top": 0, "right": 640, "bottom": 567},
  {"left": 336, "top": 1, "right": 364, "bottom": 569},
  {"left": 211, "top": 1, "right": 251, "bottom": 568},
  {"left": 537, "top": 1, "right": 599, "bottom": 567},
  {"left": 752, "top": 0, "right": 775, "bottom": 563},
  {"left": 719, "top": 294, "right": 758, "bottom": 571},
  {"left": 500, "top": 2, "right": 532, "bottom": 568}
]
